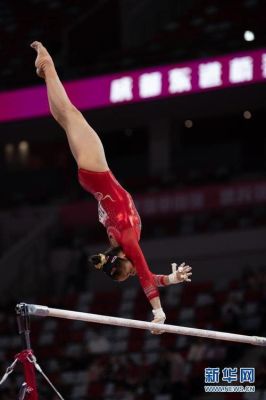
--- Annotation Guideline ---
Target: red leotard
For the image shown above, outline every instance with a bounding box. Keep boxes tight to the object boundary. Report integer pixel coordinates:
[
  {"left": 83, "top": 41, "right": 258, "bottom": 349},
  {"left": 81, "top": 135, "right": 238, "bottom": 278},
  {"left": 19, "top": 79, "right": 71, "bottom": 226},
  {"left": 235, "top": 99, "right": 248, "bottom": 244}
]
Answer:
[{"left": 78, "top": 168, "right": 166, "bottom": 300}]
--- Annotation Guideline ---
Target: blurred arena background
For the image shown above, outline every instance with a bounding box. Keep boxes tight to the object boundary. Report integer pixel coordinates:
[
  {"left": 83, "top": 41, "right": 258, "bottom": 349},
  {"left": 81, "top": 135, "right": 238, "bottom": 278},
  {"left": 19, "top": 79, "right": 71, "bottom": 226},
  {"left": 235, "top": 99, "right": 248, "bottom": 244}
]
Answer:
[{"left": 0, "top": 0, "right": 266, "bottom": 399}]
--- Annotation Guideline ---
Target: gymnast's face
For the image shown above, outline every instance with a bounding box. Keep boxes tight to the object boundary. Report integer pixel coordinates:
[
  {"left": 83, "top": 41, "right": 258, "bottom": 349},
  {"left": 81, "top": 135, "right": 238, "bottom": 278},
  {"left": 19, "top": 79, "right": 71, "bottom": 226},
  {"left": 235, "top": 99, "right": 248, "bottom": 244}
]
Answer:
[{"left": 116, "top": 251, "right": 136, "bottom": 282}]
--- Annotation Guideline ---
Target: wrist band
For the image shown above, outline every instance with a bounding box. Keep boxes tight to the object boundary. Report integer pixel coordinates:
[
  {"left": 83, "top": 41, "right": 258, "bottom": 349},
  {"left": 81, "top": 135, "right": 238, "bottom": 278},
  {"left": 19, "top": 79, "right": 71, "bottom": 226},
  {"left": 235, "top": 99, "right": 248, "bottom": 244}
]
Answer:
[{"left": 168, "top": 273, "right": 177, "bottom": 284}]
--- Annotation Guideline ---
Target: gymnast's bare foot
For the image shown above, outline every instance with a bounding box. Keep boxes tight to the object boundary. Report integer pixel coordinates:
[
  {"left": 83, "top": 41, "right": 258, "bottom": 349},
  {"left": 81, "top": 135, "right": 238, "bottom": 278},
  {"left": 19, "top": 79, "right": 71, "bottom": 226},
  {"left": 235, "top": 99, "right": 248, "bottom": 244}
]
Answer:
[{"left": 30, "top": 41, "right": 54, "bottom": 79}]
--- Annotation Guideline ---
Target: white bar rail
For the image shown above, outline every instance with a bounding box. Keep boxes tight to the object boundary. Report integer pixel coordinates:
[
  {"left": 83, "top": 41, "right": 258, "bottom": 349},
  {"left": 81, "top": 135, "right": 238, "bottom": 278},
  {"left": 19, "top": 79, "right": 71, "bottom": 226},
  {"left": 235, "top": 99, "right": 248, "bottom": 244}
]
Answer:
[{"left": 23, "top": 303, "right": 266, "bottom": 346}]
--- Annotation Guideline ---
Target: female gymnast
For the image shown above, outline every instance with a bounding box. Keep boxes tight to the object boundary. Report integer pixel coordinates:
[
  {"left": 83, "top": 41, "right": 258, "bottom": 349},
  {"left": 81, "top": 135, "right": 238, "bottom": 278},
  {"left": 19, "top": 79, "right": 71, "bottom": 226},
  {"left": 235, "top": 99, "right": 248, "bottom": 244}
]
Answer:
[{"left": 31, "top": 41, "right": 192, "bottom": 332}]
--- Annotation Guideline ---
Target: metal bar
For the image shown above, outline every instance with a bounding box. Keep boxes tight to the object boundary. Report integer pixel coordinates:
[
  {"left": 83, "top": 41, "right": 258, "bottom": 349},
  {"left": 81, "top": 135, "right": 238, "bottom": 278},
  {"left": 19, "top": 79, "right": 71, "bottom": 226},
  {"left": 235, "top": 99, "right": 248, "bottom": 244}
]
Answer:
[{"left": 23, "top": 303, "right": 266, "bottom": 346}]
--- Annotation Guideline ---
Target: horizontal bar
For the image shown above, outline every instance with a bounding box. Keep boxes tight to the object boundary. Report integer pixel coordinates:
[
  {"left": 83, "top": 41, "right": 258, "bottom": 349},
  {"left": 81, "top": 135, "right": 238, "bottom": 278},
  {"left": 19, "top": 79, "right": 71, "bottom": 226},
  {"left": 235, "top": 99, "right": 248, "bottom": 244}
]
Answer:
[{"left": 21, "top": 303, "right": 266, "bottom": 346}]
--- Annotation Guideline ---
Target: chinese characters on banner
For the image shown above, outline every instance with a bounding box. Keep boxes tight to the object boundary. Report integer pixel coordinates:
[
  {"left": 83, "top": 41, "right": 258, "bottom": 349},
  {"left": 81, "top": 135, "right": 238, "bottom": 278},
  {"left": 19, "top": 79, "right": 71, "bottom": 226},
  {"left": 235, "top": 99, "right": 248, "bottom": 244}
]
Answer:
[
  {"left": 133, "top": 180, "right": 266, "bottom": 218},
  {"left": 0, "top": 48, "right": 266, "bottom": 122},
  {"left": 109, "top": 49, "right": 266, "bottom": 104},
  {"left": 59, "top": 179, "right": 266, "bottom": 228}
]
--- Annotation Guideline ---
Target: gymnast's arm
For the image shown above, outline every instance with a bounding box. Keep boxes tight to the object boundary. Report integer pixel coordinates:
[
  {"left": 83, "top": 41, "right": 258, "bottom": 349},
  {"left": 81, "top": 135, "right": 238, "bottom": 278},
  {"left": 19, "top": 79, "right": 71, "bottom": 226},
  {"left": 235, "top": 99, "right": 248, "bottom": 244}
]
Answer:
[{"left": 119, "top": 228, "right": 166, "bottom": 323}]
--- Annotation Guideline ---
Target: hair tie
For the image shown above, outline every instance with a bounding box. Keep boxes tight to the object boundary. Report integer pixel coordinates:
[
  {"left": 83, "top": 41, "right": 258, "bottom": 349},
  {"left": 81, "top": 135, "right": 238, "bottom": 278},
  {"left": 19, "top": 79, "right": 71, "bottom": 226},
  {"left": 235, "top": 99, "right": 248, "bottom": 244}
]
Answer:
[{"left": 94, "top": 253, "right": 106, "bottom": 270}]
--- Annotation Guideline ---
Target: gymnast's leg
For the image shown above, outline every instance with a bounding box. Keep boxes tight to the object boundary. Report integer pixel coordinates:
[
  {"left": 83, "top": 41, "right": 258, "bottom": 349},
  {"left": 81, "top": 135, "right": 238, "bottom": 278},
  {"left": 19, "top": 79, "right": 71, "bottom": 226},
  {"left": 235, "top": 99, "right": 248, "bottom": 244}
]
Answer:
[{"left": 31, "top": 41, "right": 108, "bottom": 172}]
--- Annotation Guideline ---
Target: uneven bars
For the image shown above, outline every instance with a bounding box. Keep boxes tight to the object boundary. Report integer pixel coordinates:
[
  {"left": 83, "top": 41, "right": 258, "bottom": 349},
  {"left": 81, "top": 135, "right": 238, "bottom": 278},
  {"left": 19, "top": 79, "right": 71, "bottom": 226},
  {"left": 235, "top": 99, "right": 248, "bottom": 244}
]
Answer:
[{"left": 21, "top": 303, "right": 266, "bottom": 346}]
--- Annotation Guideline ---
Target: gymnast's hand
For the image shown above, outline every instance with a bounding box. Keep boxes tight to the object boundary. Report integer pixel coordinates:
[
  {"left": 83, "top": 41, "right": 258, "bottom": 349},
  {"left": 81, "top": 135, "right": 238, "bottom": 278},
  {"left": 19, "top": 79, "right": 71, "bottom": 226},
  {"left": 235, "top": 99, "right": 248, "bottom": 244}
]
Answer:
[
  {"left": 168, "top": 262, "right": 192, "bottom": 284},
  {"left": 151, "top": 307, "right": 166, "bottom": 335},
  {"left": 30, "top": 41, "right": 55, "bottom": 79}
]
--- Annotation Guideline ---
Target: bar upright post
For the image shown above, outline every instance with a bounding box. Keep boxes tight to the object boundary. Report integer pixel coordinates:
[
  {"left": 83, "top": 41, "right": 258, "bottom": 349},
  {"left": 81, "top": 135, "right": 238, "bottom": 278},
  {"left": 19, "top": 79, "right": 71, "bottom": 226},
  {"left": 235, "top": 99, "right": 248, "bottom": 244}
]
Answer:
[{"left": 16, "top": 303, "right": 38, "bottom": 400}]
